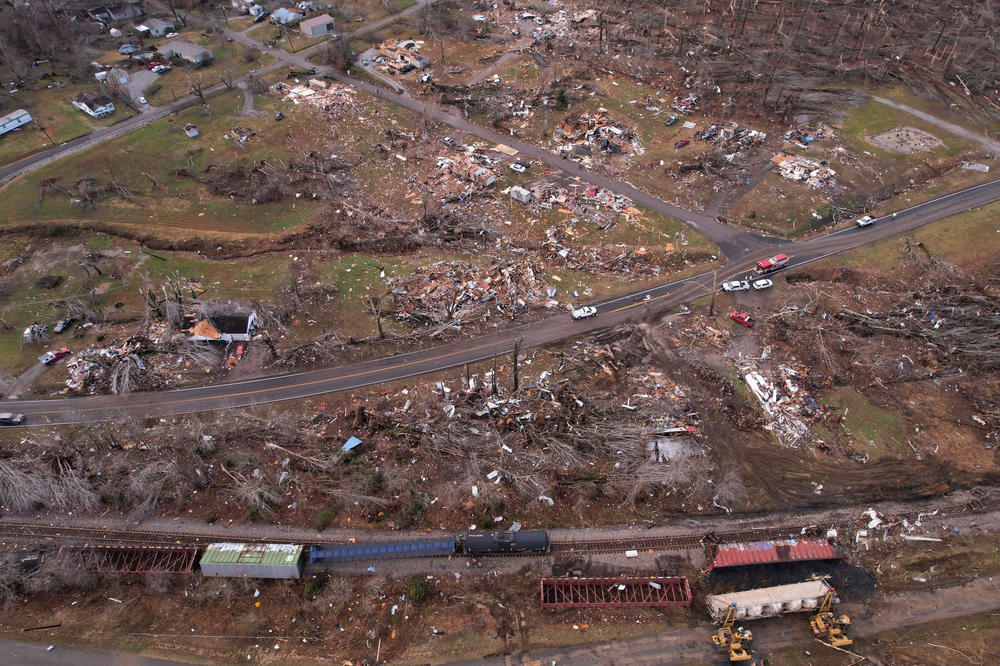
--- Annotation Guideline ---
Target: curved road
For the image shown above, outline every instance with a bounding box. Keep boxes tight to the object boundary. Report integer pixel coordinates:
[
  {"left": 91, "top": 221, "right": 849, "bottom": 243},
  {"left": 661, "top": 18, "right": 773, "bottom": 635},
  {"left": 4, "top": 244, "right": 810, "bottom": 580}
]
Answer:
[{"left": 3, "top": 177, "right": 999, "bottom": 425}]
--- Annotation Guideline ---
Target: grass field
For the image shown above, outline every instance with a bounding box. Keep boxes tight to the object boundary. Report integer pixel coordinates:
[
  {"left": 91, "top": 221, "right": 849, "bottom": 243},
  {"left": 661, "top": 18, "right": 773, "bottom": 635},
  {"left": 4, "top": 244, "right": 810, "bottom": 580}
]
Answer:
[
  {"left": 825, "top": 199, "right": 1000, "bottom": 271},
  {"left": 0, "top": 77, "right": 139, "bottom": 167},
  {"left": 0, "top": 92, "right": 335, "bottom": 236}
]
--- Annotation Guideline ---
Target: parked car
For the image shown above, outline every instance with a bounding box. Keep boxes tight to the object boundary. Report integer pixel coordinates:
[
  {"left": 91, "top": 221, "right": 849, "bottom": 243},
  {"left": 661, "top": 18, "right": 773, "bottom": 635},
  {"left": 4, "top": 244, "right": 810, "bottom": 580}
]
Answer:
[
  {"left": 441, "top": 136, "right": 456, "bottom": 147},
  {"left": 253, "top": 10, "right": 270, "bottom": 22},
  {"left": 571, "top": 306, "right": 598, "bottom": 320},
  {"left": 721, "top": 280, "right": 750, "bottom": 292},
  {"left": 152, "top": 65, "right": 171, "bottom": 74},
  {"left": 509, "top": 163, "right": 526, "bottom": 173},
  {"left": 165, "top": 31, "right": 178, "bottom": 39},
  {"left": 39, "top": 347, "right": 71, "bottom": 366},
  {"left": 730, "top": 311, "right": 754, "bottom": 327},
  {"left": 138, "top": 96, "right": 147, "bottom": 105},
  {"left": 0, "top": 413, "right": 25, "bottom": 426},
  {"left": 674, "top": 138, "right": 690, "bottom": 149},
  {"left": 53, "top": 317, "right": 75, "bottom": 334},
  {"left": 855, "top": 215, "right": 876, "bottom": 227},
  {"left": 752, "top": 279, "right": 773, "bottom": 290},
  {"left": 665, "top": 114, "right": 679, "bottom": 126}
]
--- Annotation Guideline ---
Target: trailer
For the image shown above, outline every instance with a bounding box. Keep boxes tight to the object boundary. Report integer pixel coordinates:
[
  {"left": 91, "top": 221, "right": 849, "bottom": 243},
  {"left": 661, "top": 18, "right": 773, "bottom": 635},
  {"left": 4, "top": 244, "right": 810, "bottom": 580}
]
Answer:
[{"left": 706, "top": 579, "right": 832, "bottom": 622}]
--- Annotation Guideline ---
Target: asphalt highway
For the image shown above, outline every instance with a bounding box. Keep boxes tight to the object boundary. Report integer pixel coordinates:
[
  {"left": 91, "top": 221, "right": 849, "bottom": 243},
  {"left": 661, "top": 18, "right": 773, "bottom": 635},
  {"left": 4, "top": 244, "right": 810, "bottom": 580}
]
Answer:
[{"left": 3, "top": 177, "right": 999, "bottom": 425}]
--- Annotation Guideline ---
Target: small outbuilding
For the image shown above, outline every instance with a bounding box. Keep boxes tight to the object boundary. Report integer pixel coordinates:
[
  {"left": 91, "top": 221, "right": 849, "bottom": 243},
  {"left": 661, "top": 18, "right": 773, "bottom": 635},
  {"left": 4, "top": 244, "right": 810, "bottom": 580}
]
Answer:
[
  {"left": 200, "top": 543, "right": 304, "bottom": 579},
  {"left": 509, "top": 186, "right": 531, "bottom": 203}
]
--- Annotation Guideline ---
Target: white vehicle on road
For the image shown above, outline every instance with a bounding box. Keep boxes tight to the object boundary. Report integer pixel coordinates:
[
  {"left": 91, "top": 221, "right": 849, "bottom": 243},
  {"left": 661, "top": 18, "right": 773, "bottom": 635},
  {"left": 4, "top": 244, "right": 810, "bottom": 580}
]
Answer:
[
  {"left": 721, "top": 280, "right": 750, "bottom": 292},
  {"left": 509, "top": 163, "right": 526, "bottom": 173},
  {"left": 571, "top": 306, "right": 598, "bottom": 320},
  {"left": 752, "top": 279, "right": 773, "bottom": 290},
  {"left": 855, "top": 215, "right": 876, "bottom": 227},
  {"left": 138, "top": 96, "right": 147, "bottom": 105}
]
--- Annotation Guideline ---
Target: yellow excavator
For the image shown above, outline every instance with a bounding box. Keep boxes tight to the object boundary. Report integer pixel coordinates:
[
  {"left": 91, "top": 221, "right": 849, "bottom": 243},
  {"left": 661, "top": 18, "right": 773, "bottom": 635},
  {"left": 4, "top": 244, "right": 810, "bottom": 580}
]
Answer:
[
  {"left": 712, "top": 602, "right": 754, "bottom": 662},
  {"left": 810, "top": 588, "right": 853, "bottom": 648}
]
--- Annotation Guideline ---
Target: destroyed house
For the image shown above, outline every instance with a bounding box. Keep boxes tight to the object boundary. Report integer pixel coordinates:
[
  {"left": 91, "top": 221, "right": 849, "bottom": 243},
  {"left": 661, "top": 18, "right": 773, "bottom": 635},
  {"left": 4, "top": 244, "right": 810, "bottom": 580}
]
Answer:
[
  {"left": 71, "top": 93, "right": 115, "bottom": 118},
  {"left": 136, "top": 17, "right": 175, "bottom": 36},
  {"left": 184, "top": 311, "right": 257, "bottom": 342},
  {"left": 87, "top": 0, "right": 145, "bottom": 23}
]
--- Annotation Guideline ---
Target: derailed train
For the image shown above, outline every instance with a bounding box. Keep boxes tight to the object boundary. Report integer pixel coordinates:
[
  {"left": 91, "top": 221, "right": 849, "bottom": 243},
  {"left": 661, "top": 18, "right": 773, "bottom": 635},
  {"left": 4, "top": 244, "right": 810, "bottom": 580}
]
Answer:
[{"left": 309, "top": 530, "right": 549, "bottom": 565}]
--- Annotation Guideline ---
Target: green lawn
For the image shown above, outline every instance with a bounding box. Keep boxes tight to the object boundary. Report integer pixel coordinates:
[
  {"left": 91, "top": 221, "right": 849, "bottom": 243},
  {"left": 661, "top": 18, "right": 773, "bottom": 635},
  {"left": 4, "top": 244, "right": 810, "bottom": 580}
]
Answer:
[
  {"left": 0, "top": 93, "right": 331, "bottom": 236},
  {"left": 826, "top": 199, "right": 1000, "bottom": 270}
]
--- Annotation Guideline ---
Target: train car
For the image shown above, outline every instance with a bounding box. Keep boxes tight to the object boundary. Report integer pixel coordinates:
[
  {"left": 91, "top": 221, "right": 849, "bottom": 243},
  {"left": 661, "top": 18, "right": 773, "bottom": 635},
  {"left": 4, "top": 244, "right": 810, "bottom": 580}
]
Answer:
[
  {"left": 309, "top": 536, "right": 456, "bottom": 564},
  {"left": 462, "top": 530, "right": 549, "bottom": 555}
]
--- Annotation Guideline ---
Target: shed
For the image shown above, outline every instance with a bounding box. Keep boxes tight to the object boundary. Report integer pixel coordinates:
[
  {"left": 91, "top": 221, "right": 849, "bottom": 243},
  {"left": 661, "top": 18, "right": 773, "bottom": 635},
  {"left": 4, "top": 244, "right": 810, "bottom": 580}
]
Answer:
[
  {"left": 509, "top": 186, "right": 531, "bottom": 203},
  {"left": 200, "top": 543, "right": 304, "bottom": 578}
]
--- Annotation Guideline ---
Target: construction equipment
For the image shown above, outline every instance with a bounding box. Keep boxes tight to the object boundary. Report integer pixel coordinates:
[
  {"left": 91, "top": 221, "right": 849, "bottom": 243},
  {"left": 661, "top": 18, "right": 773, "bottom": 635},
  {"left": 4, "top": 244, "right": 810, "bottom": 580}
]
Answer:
[
  {"left": 712, "top": 602, "right": 754, "bottom": 662},
  {"left": 809, "top": 588, "right": 853, "bottom": 647}
]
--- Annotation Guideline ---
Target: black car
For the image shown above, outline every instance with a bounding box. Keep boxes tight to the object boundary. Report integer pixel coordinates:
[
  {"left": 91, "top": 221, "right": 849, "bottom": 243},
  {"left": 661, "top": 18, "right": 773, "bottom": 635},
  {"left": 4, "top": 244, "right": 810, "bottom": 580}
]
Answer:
[
  {"left": 0, "top": 413, "right": 25, "bottom": 426},
  {"left": 53, "top": 317, "right": 74, "bottom": 334}
]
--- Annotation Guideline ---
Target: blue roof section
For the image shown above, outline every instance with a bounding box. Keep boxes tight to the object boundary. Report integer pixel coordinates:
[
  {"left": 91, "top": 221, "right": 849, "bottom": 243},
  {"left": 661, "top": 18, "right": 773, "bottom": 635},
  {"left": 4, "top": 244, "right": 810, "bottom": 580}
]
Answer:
[
  {"left": 310, "top": 537, "right": 455, "bottom": 563},
  {"left": 342, "top": 436, "right": 362, "bottom": 452}
]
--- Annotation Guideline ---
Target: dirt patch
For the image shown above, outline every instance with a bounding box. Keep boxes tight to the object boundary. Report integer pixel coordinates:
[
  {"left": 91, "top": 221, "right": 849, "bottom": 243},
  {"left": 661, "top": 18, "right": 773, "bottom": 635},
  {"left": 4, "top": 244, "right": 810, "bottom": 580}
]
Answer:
[{"left": 868, "top": 126, "right": 943, "bottom": 154}]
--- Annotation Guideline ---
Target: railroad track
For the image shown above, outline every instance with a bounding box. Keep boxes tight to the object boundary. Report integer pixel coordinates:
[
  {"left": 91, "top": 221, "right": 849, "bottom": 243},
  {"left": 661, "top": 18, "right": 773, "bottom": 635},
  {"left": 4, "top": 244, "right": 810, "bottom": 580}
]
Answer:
[{"left": 2, "top": 495, "right": 998, "bottom": 554}]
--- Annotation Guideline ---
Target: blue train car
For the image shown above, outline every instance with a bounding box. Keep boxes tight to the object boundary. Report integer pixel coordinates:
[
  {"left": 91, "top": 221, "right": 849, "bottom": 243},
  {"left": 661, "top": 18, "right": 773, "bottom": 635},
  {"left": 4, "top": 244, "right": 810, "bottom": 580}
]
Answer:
[{"left": 310, "top": 536, "right": 456, "bottom": 564}]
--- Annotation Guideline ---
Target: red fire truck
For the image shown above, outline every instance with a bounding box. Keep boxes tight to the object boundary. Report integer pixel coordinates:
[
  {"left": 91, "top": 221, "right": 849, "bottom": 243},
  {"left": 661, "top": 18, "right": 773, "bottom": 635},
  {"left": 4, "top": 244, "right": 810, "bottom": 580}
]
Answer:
[{"left": 754, "top": 253, "right": 789, "bottom": 274}]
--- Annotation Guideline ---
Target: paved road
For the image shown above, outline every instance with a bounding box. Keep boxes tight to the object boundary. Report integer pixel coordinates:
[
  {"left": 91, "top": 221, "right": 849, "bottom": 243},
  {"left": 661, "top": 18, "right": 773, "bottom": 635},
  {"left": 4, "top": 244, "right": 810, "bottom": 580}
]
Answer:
[
  {"left": 0, "top": 639, "right": 192, "bottom": 666},
  {"left": 3, "top": 177, "right": 999, "bottom": 425}
]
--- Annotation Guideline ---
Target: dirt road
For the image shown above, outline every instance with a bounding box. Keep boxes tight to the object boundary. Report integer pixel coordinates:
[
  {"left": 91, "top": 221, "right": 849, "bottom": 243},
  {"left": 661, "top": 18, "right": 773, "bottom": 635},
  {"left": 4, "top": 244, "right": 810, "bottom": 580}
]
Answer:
[{"left": 466, "top": 575, "right": 1000, "bottom": 665}]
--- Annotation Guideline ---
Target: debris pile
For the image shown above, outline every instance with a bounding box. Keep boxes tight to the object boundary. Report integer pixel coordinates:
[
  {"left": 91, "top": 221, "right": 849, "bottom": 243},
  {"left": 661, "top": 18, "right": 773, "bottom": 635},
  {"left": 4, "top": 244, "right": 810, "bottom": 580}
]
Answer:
[
  {"left": 695, "top": 123, "right": 766, "bottom": 155},
  {"left": 672, "top": 93, "right": 699, "bottom": 115},
  {"left": 770, "top": 154, "right": 836, "bottom": 188},
  {"left": 64, "top": 337, "right": 158, "bottom": 394},
  {"left": 276, "top": 81, "right": 358, "bottom": 117},
  {"left": 552, "top": 109, "right": 644, "bottom": 158},
  {"left": 224, "top": 127, "right": 256, "bottom": 147},
  {"left": 374, "top": 39, "right": 429, "bottom": 75},
  {"left": 783, "top": 123, "right": 834, "bottom": 148},
  {"left": 391, "top": 260, "right": 551, "bottom": 327},
  {"left": 742, "top": 364, "right": 824, "bottom": 446}
]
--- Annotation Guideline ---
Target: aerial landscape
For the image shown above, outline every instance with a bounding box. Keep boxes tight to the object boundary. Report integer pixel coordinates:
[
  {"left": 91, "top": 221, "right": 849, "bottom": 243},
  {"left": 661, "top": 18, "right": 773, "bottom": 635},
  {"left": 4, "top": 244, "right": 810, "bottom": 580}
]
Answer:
[{"left": 1, "top": 0, "right": 999, "bottom": 664}]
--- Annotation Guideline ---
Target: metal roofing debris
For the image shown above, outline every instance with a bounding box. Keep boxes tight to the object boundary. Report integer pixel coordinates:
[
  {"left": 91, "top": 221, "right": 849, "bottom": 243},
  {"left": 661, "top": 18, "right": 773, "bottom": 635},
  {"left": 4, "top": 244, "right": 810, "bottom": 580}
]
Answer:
[
  {"left": 541, "top": 577, "right": 692, "bottom": 608},
  {"left": 342, "top": 436, "right": 363, "bottom": 452},
  {"left": 708, "top": 539, "right": 842, "bottom": 571}
]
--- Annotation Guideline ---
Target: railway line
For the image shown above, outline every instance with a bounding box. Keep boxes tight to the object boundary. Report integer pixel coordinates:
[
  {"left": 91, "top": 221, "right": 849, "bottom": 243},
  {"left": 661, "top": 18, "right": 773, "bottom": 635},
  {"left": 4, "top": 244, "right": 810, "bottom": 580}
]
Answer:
[{"left": 2, "top": 494, "right": 997, "bottom": 557}]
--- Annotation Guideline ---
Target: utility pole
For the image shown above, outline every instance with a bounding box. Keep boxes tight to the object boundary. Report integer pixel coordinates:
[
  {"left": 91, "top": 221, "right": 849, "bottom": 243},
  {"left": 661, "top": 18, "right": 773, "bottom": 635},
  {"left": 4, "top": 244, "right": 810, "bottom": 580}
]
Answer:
[
  {"left": 709, "top": 269, "right": 718, "bottom": 316},
  {"left": 34, "top": 121, "right": 55, "bottom": 145}
]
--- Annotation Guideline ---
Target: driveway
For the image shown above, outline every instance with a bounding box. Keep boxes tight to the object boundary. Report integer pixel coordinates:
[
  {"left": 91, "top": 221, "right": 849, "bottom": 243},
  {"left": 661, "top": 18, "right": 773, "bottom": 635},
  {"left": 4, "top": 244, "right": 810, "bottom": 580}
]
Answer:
[{"left": 125, "top": 69, "right": 160, "bottom": 104}]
